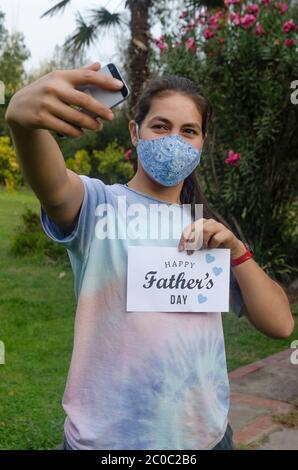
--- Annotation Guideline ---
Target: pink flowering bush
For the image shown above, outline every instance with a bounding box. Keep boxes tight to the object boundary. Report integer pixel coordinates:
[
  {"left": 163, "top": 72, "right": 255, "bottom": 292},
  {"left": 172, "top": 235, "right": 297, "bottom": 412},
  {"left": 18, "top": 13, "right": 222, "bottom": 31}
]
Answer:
[
  {"left": 283, "top": 20, "right": 296, "bottom": 33},
  {"left": 153, "top": 35, "right": 168, "bottom": 52},
  {"left": 225, "top": 150, "right": 242, "bottom": 165},
  {"left": 152, "top": 0, "right": 298, "bottom": 279}
]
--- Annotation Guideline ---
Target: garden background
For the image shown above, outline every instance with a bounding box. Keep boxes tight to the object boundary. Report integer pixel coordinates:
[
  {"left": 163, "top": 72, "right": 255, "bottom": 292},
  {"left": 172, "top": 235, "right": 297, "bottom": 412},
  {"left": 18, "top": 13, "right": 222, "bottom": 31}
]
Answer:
[{"left": 0, "top": 0, "right": 297, "bottom": 449}]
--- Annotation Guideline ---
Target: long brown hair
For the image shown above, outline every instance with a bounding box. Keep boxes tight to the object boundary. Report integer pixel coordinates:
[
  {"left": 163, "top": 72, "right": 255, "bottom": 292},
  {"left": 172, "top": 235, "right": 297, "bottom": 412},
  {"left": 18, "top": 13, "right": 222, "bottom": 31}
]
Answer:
[{"left": 132, "top": 74, "right": 232, "bottom": 230}]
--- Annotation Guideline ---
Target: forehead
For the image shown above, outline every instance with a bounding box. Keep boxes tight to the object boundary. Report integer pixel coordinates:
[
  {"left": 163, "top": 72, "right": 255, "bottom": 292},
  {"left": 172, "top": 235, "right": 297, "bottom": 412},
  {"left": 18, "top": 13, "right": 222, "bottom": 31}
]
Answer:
[{"left": 145, "top": 93, "right": 202, "bottom": 125}]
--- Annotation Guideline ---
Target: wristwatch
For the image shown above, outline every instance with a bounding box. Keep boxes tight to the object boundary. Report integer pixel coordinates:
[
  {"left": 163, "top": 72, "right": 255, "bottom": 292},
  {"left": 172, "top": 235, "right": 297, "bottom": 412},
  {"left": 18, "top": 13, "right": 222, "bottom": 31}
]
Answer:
[{"left": 231, "top": 242, "right": 253, "bottom": 267}]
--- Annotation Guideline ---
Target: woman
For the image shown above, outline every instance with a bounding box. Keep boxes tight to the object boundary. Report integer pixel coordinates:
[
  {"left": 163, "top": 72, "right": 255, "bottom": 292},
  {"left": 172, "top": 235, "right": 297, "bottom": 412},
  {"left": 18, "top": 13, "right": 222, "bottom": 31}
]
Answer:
[{"left": 5, "top": 63, "right": 294, "bottom": 451}]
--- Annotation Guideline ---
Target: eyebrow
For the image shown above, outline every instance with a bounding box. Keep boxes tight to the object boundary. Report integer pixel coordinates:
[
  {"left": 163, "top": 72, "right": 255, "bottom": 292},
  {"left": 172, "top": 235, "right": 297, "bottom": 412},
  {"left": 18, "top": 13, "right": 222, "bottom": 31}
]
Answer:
[{"left": 148, "top": 116, "right": 202, "bottom": 131}]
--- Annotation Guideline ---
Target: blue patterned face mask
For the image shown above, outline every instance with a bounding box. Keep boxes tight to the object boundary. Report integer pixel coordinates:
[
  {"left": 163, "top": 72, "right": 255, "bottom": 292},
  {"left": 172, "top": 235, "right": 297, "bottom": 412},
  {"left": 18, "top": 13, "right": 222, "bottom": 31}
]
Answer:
[{"left": 135, "top": 123, "right": 202, "bottom": 187}]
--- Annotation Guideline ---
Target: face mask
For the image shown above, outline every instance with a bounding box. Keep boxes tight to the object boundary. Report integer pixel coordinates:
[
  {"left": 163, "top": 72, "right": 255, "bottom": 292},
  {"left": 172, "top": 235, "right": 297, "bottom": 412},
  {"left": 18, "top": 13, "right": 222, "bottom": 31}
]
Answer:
[{"left": 135, "top": 123, "right": 202, "bottom": 187}]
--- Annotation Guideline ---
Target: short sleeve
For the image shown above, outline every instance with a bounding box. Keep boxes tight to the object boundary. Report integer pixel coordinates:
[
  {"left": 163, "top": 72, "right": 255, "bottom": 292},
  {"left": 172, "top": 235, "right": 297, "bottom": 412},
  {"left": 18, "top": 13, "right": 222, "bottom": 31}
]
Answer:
[
  {"left": 39, "top": 174, "right": 106, "bottom": 260},
  {"left": 229, "top": 268, "right": 246, "bottom": 318}
]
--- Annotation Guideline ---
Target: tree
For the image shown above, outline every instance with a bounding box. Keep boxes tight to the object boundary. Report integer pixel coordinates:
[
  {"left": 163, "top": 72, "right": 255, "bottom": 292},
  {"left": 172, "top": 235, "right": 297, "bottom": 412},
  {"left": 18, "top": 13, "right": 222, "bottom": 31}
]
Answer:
[
  {"left": 41, "top": 0, "right": 155, "bottom": 112},
  {"left": 0, "top": 10, "right": 30, "bottom": 135}
]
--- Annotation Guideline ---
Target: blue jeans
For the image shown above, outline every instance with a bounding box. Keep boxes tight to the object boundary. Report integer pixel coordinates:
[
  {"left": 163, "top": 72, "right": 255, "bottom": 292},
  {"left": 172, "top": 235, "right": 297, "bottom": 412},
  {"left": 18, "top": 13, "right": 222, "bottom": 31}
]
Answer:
[
  {"left": 61, "top": 422, "right": 235, "bottom": 450},
  {"left": 212, "top": 422, "right": 235, "bottom": 450}
]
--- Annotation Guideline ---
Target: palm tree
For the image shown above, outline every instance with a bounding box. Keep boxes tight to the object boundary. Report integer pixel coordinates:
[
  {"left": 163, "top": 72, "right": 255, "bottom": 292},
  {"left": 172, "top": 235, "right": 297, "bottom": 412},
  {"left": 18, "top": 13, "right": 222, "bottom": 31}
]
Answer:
[
  {"left": 186, "top": 0, "right": 224, "bottom": 7},
  {"left": 41, "top": 0, "right": 154, "bottom": 113}
]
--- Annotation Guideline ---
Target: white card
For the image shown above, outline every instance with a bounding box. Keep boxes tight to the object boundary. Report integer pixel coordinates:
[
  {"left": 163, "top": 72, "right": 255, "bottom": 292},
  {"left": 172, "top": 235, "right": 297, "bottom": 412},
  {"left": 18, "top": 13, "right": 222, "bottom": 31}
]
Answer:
[{"left": 127, "top": 246, "right": 231, "bottom": 312}]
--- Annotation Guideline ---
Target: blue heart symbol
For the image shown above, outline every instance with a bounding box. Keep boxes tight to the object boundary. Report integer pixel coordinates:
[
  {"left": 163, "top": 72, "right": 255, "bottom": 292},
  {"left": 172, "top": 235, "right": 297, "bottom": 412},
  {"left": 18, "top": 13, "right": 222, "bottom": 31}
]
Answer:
[
  {"left": 206, "top": 254, "right": 215, "bottom": 264},
  {"left": 213, "top": 266, "right": 223, "bottom": 276},
  {"left": 198, "top": 294, "right": 207, "bottom": 304}
]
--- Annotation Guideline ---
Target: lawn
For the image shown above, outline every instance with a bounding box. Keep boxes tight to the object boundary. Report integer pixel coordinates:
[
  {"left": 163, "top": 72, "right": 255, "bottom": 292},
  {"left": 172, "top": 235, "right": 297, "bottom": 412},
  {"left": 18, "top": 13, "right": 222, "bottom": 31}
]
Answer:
[
  {"left": 0, "top": 186, "right": 75, "bottom": 450},
  {"left": 0, "top": 186, "right": 297, "bottom": 449}
]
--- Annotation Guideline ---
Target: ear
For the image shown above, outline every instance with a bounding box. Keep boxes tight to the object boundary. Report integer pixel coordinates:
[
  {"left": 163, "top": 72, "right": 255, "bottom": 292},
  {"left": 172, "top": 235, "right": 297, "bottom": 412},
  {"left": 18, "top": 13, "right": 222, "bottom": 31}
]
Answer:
[{"left": 128, "top": 120, "right": 138, "bottom": 147}]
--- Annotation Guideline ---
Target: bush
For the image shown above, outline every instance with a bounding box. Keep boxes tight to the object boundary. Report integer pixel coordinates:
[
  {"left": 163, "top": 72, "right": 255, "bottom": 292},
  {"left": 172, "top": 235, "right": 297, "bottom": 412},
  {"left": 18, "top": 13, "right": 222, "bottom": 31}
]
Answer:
[
  {"left": 0, "top": 135, "right": 23, "bottom": 191},
  {"left": 153, "top": 0, "right": 298, "bottom": 282},
  {"left": 10, "top": 207, "right": 68, "bottom": 264},
  {"left": 92, "top": 140, "right": 134, "bottom": 184},
  {"left": 66, "top": 149, "right": 91, "bottom": 175},
  {"left": 58, "top": 105, "right": 132, "bottom": 174}
]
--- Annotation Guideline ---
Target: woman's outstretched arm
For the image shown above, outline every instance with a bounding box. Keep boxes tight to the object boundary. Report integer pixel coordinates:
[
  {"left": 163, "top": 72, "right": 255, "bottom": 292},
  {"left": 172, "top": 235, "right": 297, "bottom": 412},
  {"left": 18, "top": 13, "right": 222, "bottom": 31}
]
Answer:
[
  {"left": 231, "top": 254, "right": 294, "bottom": 339},
  {"left": 5, "top": 63, "right": 122, "bottom": 232}
]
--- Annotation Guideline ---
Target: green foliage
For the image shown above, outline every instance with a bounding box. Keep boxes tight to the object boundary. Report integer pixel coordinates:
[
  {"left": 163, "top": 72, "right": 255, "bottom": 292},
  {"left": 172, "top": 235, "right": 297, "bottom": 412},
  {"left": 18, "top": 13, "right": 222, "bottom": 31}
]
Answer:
[
  {"left": 11, "top": 208, "right": 68, "bottom": 263},
  {"left": 0, "top": 135, "right": 23, "bottom": 191},
  {"left": 0, "top": 32, "right": 30, "bottom": 95},
  {"left": 153, "top": 0, "right": 298, "bottom": 282},
  {"left": 93, "top": 139, "right": 134, "bottom": 184},
  {"left": 62, "top": 117, "right": 135, "bottom": 184},
  {"left": 0, "top": 10, "right": 30, "bottom": 135},
  {"left": 66, "top": 149, "right": 91, "bottom": 174},
  {"left": 58, "top": 106, "right": 132, "bottom": 173}
]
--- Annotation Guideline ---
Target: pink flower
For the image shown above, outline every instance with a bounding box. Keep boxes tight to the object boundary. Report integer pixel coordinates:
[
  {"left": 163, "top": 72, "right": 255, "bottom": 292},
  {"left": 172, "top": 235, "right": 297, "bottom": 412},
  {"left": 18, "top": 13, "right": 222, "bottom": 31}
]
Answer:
[
  {"left": 245, "top": 4, "right": 260, "bottom": 15},
  {"left": 209, "top": 10, "right": 224, "bottom": 30},
  {"left": 284, "top": 38, "right": 295, "bottom": 47},
  {"left": 225, "top": 150, "right": 241, "bottom": 165},
  {"left": 276, "top": 2, "right": 289, "bottom": 14},
  {"left": 124, "top": 149, "right": 132, "bottom": 161},
  {"left": 209, "top": 15, "right": 220, "bottom": 30},
  {"left": 255, "top": 24, "right": 265, "bottom": 36},
  {"left": 156, "top": 42, "right": 167, "bottom": 51},
  {"left": 224, "top": 0, "right": 240, "bottom": 7},
  {"left": 204, "top": 27, "right": 215, "bottom": 39},
  {"left": 230, "top": 12, "right": 241, "bottom": 26},
  {"left": 283, "top": 21, "right": 296, "bottom": 33},
  {"left": 214, "top": 11, "right": 224, "bottom": 20},
  {"left": 154, "top": 36, "right": 168, "bottom": 51},
  {"left": 186, "top": 37, "right": 196, "bottom": 50},
  {"left": 261, "top": 0, "right": 272, "bottom": 5},
  {"left": 240, "top": 14, "right": 257, "bottom": 29}
]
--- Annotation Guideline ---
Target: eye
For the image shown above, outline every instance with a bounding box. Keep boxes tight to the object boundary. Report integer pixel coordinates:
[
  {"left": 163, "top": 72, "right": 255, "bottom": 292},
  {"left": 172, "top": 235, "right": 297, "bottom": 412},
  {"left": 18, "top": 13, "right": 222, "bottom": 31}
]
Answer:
[
  {"left": 152, "top": 124, "right": 168, "bottom": 130},
  {"left": 183, "top": 128, "right": 197, "bottom": 135}
]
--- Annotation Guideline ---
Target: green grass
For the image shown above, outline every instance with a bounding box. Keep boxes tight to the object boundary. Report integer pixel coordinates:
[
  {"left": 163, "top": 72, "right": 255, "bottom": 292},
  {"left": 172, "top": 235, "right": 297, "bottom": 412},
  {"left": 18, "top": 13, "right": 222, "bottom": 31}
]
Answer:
[
  {"left": 223, "top": 304, "right": 298, "bottom": 372},
  {"left": 0, "top": 186, "right": 75, "bottom": 450},
  {"left": 0, "top": 186, "right": 297, "bottom": 449}
]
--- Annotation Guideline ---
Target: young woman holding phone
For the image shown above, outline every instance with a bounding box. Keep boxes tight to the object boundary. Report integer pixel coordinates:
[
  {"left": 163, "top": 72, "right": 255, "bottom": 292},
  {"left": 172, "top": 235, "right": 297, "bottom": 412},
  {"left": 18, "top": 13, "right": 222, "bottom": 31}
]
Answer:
[{"left": 5, "top": 62, "right": 294, "bottom": 451}]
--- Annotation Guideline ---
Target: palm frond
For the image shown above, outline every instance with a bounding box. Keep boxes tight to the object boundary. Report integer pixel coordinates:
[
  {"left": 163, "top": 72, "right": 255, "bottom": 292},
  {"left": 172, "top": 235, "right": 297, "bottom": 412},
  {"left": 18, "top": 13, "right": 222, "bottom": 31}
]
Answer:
[
  {"left": 41, "top": 0, "right": 72, "bottom": 19},
  {"left": 64, "top": 12, "right": 98, "bottom": 53},
  {"left": 87, "top": 8, "right": 123, "bottom": 33}
]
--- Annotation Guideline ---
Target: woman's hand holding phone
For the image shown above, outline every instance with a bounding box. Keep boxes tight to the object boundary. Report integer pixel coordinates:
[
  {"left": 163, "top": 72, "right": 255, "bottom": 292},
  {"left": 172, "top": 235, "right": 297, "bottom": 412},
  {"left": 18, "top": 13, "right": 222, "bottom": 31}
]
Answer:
[{"left": 5, "top": 62, "right": 124, "bottom": 138}]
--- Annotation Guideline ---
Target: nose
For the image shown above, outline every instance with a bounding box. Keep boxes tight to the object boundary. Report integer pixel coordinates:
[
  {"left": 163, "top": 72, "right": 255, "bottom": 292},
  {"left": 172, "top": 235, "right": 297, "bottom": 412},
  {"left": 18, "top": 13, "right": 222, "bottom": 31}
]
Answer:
[{"left": 169, "top": 128, "right": 181, "bottom": 136}]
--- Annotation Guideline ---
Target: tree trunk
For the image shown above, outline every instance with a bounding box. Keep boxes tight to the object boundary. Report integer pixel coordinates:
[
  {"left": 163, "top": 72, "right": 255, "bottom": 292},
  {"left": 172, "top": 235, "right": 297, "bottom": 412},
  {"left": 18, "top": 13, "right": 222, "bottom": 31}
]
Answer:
[{"left": 126, "top": 0, "right": 153, "bottom": 116}]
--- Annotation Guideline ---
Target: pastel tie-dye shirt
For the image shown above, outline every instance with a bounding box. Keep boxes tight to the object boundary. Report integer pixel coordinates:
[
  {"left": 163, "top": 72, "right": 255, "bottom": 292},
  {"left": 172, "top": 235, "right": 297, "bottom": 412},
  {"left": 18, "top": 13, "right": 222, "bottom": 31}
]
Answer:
[{"left": 39, "top": 175, "right": 245, "bottom": 450}]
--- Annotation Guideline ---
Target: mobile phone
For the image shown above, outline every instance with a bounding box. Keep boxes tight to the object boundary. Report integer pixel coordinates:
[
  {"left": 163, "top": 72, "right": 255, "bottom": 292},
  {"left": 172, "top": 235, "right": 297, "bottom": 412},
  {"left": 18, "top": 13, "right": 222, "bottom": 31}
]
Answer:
[{"left": 76, "top": 63, "right": 130, "bottom": 118}]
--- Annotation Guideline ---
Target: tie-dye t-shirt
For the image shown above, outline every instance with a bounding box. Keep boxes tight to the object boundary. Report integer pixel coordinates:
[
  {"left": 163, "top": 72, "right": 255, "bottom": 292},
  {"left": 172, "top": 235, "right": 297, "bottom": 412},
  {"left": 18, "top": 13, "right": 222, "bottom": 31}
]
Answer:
[{"left": 39, "top": 175, "right": 245, "bottom": 450}]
